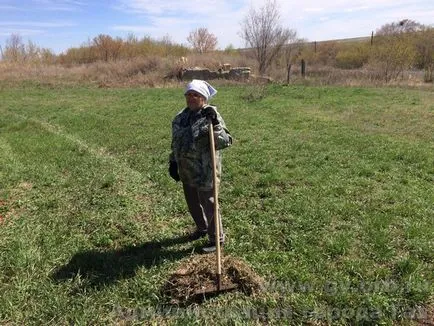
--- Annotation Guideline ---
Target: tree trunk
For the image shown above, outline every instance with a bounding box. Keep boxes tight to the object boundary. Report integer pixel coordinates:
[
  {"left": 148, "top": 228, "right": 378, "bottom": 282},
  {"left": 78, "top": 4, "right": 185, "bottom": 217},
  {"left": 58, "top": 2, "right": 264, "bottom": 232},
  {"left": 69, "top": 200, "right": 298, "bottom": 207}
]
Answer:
[
  {"left": 286, "top": 64, "right": 292, "bottom": 84},
  {"left": 301, "top": 59, "right": 306, "bottom": 78},
  {"left": 425, "top": 65, "right": 433, "bottom": 83}
]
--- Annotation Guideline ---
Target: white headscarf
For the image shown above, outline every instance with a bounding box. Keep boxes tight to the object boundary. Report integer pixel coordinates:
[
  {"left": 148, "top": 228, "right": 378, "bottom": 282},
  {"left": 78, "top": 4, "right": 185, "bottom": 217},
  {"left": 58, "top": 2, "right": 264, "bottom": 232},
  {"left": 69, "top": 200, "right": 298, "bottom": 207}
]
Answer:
[{"left": 184, "top": 79, "right": 217, "bottom": 101}]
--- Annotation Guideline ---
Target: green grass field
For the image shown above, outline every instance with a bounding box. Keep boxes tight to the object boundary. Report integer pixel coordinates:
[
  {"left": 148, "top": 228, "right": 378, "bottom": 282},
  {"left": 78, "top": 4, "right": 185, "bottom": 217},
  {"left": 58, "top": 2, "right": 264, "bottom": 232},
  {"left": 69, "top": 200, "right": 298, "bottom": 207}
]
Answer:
[{"left": 0, "top": 83, "right": 433, "bottom": 325}]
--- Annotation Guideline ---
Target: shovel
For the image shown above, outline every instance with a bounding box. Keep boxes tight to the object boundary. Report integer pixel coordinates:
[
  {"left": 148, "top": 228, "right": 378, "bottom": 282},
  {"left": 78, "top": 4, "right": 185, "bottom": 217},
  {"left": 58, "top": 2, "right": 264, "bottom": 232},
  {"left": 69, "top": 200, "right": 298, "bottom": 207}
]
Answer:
[
  {"left": 193, "top": 119, "right": 237, "bottom": 297},
  {"left": 208, "top": 118, "right": 224, "bottom": 290}
]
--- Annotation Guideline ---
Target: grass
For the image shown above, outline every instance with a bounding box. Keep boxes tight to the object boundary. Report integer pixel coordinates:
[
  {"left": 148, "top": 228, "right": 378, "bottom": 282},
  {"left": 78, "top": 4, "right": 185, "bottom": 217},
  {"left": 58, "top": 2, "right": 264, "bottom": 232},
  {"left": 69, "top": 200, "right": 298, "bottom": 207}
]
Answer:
[{"left": 0, "top": 82, "right": 433, "bottom": 325}]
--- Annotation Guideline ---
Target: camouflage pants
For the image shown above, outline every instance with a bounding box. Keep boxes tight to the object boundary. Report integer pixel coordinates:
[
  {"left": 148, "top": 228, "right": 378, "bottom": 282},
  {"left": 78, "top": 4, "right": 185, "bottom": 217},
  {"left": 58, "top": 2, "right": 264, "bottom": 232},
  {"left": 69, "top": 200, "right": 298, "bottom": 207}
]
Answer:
[{"left": 182, "top": 183, "right": 225, "bottom": 243}]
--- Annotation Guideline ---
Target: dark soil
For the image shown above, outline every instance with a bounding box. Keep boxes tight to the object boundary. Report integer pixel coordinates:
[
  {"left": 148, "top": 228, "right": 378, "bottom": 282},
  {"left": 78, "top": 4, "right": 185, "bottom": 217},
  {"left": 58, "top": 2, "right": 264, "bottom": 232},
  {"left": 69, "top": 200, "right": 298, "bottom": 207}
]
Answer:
[{"left": 162, "top": 254, "right": 264, "bottom": 305}]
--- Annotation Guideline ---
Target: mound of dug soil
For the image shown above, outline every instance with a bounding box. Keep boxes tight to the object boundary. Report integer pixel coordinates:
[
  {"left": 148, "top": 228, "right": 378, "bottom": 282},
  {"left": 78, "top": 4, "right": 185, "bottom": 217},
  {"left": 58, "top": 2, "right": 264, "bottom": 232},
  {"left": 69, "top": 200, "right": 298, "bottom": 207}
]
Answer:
[{"left": 162, "top": 254, "right": 264, "bottom": 305}]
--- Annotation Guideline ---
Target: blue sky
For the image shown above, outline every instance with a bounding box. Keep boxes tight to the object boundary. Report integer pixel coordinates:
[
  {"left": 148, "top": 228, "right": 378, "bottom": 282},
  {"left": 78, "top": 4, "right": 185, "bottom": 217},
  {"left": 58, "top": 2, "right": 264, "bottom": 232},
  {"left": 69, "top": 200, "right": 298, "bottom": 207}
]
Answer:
[{"left": 1, "top": 0, "right": 433, "bottom": 54}]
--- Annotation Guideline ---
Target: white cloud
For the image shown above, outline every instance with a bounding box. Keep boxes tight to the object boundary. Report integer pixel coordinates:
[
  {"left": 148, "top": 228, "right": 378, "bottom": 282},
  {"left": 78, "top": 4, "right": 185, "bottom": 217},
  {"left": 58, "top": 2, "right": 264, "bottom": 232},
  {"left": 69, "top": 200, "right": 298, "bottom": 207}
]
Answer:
[
  {"left": 278, "top": 0, "right": 432, "bottom": 19},
  {"left": 30, "top": 0, "right": 85, "bottom": 11},
  {"left": 304, "top": 8, "right": 324, "bottom": 12},
  {"left": 344, "top": 6, "right": 369, "bottom": 12},
  {"left": 379, "top": 9, "right": 434, "bottom": 23},
  {"left": 117, "top": 0, "right": 234, "bottom": 15},
  {"left": 113, "top": 0, "right": 249, "bottom": 48},
  {"left": 0, "top": 5, "right": 22, "bottom": 10},
  {"left": 113, "top": 15, "right": 193, "bottom": 44},
  {"left": 0, "top": 21, "right": 76, "bottom": 28},
  {"left": 113, "top": 0, "right": 434, "bottom": 47},
  {"left": 2, "top": 0, "right": 432, "bottom": 54},
  {"left": 0, "top": 28, "right": 44, "bottom": 37},
  {"left": 278, "top": 0, "right": 434, "bottom": 40}
]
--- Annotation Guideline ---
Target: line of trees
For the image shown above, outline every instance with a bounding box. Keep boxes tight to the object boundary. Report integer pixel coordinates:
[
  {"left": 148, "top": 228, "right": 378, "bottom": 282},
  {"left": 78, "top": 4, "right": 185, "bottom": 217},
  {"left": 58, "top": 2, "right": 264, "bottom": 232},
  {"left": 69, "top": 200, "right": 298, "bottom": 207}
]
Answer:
[
  {"left": 0, "top": 34, "right": 56, "bottom": 64},
  {"left": 1, "top": 1, "right": 432, "bottom": 83},
  {"left": 0, "top": 29, "right": 219, "bottom": 65},
  {"left": 372, "top": 19, "right": 433, "bottom": 82},
  {"left": 57, "top": 34, "right": 189, "bottom": 64},
  {"left": 0, "top": 33, "right": 190, "bottom": 65},
  {"left": 239, "top": 0, "right": 433, "bottom": 82},
  {"left": 299, "top": 20, "right": 434, "bottom": 82}
]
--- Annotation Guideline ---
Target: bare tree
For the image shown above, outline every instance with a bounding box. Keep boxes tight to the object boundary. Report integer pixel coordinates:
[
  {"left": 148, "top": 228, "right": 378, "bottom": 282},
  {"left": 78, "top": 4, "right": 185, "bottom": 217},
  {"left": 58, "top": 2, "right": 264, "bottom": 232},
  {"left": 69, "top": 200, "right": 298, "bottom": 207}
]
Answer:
[
  {"left": 26, "top": 40, "right": 41, "bottom": 62},
  {"left": 414, "top": 26, "right": 434, "bottom": 82},
  {"left": 376, "top": 19, "right": 424, "bottom": 36},
  {"left": 3, "top": 33, "right": 25, "bottom": 62},
  {"left": 40, "top": 48, "right": 56, "bottom": 64},
  {"left": 93, "top": 34, "right": 122, "bottom": 61},
  {"left": 281, "top": 30, "right": 305, "bottom": 83},
  {"left": 371, "top": 19, "right": 422, "bottom": 82},
  {"left": 240, "top": 0, "right": 292, "bottom": 75},
  {"left": 187, "top": 27, "right": 217, "bottom": 53}
]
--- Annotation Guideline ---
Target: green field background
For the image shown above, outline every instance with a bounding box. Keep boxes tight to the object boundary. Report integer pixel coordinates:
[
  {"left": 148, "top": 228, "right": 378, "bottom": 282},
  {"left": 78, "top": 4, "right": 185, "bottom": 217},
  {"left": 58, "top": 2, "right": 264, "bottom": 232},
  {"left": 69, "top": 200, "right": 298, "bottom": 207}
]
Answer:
[{"left": 0, "top": 84, "right": 433, "bottom": 324}]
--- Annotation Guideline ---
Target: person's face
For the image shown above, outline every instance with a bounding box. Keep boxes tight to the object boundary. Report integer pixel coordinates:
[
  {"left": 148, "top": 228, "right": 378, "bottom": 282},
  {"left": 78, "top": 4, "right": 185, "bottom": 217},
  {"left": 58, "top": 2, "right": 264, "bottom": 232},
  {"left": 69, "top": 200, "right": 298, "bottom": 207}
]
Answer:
[{"left": 185, "top": 91, "right": 206, "bottom": 111}]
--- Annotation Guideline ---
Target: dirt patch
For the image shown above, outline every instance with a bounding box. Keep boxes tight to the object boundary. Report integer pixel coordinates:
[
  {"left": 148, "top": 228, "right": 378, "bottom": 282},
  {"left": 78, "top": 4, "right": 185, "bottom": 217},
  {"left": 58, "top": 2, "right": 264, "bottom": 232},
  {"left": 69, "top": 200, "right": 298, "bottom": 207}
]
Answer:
[
  {"left": 0, "top": 183, "right": 30, "bottom": 224},
  {"left": 419, "top": 303, "right": 433, "bottom": 325},
  {"left": 162, "top": 254, "right": 264, "bottom": 305},
  {"left": 18, "top": 182, "right": 33, "bottom": 190}
]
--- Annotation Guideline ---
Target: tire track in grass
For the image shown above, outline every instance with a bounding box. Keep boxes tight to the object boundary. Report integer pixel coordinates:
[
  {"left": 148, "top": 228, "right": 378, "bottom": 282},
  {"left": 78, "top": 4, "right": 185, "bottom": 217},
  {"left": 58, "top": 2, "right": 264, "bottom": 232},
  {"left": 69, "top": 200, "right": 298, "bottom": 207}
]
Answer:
[
  {"left": 0, "top": 138, "right": 16, "bottom": 224},
  {"left": 0, "top": 137, "right": 35, "bottom": 224},
  {"left": 8, "top": 112, "right": 154, "bottom": 206}
]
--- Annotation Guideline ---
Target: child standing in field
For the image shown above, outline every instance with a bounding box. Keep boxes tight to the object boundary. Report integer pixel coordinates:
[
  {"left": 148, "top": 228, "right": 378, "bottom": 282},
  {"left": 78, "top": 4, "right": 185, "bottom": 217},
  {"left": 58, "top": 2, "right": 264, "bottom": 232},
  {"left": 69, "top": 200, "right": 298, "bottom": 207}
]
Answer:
[{"left": 169, "top": 80, "right": 232, "bottom": 253}]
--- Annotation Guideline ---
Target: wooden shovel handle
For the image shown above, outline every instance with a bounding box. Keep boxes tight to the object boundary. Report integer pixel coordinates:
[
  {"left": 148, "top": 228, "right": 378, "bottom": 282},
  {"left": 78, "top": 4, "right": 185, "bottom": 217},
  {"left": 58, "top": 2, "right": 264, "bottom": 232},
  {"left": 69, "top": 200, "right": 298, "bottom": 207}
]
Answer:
[{"left": 208, "top": 119, "right": 222, "bottom": 287}]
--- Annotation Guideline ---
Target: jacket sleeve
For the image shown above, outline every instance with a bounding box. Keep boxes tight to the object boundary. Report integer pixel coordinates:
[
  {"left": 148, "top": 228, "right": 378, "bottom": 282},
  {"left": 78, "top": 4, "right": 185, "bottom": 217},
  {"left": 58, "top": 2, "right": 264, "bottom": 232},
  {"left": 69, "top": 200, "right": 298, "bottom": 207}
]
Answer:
[
  {"left": 194, "top": 106, "right": 232, "bottom": 151},
  {"left": 169, "top": 111, "right": 187, "bottom": 162},
  {"left": 213, "top": 112, "right": 232, "bottom": 150}
]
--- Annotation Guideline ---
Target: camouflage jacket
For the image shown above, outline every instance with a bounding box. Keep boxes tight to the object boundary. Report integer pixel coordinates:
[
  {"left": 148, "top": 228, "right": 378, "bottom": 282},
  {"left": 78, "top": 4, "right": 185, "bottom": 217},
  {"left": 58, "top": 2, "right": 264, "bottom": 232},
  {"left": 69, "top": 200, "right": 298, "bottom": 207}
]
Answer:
[{"left": 169, "top": 105, "right": 232, "bottom": 190}]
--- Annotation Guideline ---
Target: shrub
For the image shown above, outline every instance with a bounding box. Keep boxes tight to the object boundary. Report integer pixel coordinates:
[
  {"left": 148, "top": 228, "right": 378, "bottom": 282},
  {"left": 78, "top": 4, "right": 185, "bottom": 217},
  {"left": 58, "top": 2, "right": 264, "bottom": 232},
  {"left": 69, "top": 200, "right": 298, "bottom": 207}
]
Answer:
[
  {"left": 369, "top": 35, "right": 416, "bottom": 82},
  {"left": 335, "top": 44, "right": 370, "bottom": 69}
]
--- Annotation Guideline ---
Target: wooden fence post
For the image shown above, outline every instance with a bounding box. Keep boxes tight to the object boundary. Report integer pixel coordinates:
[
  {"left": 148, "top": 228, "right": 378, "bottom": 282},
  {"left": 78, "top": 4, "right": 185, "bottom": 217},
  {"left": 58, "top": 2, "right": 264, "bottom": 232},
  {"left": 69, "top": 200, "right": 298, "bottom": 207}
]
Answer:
[{"left": 301, "top": 59, "right": 306, "bottom": 78}]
